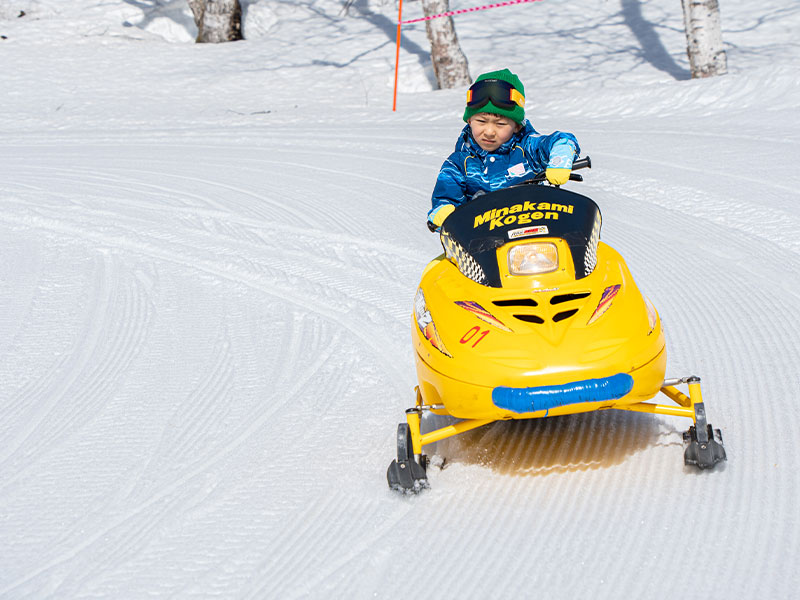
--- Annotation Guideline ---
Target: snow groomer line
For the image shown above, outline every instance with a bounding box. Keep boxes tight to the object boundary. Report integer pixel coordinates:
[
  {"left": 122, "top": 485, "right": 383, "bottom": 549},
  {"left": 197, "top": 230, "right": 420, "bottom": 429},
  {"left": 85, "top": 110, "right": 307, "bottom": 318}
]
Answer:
[{"left": 388, "top": 157, "right": 727, "bottom": 493}]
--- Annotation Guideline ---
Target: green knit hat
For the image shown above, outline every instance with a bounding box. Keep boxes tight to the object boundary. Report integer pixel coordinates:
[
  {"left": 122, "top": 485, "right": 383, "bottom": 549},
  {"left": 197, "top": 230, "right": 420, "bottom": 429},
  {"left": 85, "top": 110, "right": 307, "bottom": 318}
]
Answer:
[{"left": 463, "top": 68, "right": 526, "bottom": 124}]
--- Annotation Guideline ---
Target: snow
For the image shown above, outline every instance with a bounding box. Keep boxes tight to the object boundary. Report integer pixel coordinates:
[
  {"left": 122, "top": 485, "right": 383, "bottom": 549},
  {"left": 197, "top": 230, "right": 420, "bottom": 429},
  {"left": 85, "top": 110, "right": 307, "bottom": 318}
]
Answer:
[{"left": 1, "top": 0, "right": 799, "bottom": 597}]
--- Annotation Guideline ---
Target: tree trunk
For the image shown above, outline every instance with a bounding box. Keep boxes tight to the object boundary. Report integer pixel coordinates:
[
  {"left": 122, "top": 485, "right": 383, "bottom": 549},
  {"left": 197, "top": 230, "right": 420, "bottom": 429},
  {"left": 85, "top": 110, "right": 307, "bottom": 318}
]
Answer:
[
  {"left": 188, "top": 0, "right": 243, "bottom": 43},
  {"left": 422, "top": 0, "right": 471, "bottom": 89},
  {"left": 681, "top": 0, "right": 727, "bottom": 78}
]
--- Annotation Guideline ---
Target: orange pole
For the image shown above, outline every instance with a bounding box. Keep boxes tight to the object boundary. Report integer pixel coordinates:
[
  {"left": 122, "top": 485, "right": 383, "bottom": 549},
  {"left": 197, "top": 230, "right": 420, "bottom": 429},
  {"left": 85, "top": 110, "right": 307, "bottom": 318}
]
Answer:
[{"left": 393, "top": 0, "right": 404, "bottom": 111}]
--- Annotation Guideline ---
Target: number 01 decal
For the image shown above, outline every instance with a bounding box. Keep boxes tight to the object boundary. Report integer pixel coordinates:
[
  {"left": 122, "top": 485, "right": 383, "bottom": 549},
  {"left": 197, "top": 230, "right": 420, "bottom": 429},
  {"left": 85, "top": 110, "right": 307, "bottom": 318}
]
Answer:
[{"left": 460, "top": 325, "right": 489, "bottom": 347}]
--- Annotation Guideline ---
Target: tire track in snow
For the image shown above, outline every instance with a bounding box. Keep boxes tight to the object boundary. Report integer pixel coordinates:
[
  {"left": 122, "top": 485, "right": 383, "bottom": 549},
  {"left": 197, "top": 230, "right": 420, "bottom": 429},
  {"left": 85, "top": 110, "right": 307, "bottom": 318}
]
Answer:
[
  {"left": 0, "top": 204, "right": 414, "bottom": 395},
  {"left": 4, "top": 163, "right": 310, "bottom": 224},
  {"left": 0, "top": 229, "right": 368, "bottom": 583},
  {"left": 0, "top": 191, "right": 430, "bottom": 278},
  {"left": 0, "top": 252, "right": 113, "bottom": 475},
  {"left": 233, "top": 325, "right": 407, "bottom": 596},
  {"left": 588, "top": 169, "right": 800, "bottom": 591},
  {"left": 591, "top": 157, "right": 800, "bottom": 252},
  {"left": 0, "top": 194, "right": 429, "bottom": 276},
  {"left": 1, "top": 144, "right": 432, "bottom": 237},
  {"left": 0, "top": 302, "right": 348, "bottom": 596},
  {"left": 661, "top": 272, "right": 799, "bottom": 590},
  {"left": 0, "top": 192, "right": 388, "bottom": 592},
  {"left": 241, "top": 494, "right": 401, "bottom": 599},
  {"left": 402, "top": 392, "right": 640, "bottom": 592},
  {"left": 128, "top": 325, "right": 237, "bottom": 495},
  {"left": 6, "top": 167, "right": 216, "bottom": 210},
  {"left": 398, "top": 410, "right": 670, "bottom": 596},
  {"left": 0, "top": 253, "right": 155, "bottom": 490}
]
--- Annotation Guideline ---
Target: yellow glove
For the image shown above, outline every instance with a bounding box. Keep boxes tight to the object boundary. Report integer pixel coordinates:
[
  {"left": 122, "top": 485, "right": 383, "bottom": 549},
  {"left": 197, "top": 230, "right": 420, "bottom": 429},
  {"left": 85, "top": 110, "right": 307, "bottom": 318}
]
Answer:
[
  {"left": 545, "top": 167, "right": 571, "bottom": 186},
  {"left": 430, "top": 204, "right": 455, "bottom": 228}
]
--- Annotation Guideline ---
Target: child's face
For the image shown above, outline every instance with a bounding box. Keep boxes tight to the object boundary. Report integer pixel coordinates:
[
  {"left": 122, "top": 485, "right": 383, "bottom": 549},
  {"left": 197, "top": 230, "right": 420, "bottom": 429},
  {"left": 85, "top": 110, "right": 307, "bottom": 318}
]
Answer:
[{"left": 468, "top": 113, "right": 521, "bottom": 152}]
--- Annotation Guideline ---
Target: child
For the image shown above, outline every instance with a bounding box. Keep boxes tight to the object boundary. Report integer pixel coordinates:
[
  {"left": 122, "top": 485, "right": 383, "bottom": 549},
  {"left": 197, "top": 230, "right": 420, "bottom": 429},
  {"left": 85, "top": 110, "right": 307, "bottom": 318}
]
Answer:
[{"left": 427, "top": 68, "right": 580, "bottom": 231}]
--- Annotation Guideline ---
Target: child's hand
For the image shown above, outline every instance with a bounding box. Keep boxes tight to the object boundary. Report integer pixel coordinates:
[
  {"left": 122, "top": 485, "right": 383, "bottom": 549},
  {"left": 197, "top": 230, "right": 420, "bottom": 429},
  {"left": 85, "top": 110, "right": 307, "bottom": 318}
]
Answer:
[
  {"left": 545, "top": 168, "right": 571, "bottom": 186},
  {"left": 429, "top": 204, "right": 455, "bottom": 229}
]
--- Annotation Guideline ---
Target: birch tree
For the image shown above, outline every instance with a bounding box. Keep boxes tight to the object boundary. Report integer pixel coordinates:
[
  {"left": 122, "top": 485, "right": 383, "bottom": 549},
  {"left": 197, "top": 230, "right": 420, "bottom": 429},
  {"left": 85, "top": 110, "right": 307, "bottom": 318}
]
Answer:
[
  {"left": 681, "top": 0, "right": 727, "bottom": 78},
  {"left": 188, "top": 0, "right": 243, "bottom": 43},
  {"left": 421, "top": 0, "right": 471, "bottom": 89}
]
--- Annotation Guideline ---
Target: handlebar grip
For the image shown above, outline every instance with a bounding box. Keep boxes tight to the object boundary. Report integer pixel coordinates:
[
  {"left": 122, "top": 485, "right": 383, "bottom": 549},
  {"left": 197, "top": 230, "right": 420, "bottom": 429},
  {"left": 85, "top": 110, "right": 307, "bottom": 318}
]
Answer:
[
  {"left": 572, "top": 156, "right": 591, "bottom": 171},
  {"left": 427, "top": 156, "right": 592, "bottom": 229}
]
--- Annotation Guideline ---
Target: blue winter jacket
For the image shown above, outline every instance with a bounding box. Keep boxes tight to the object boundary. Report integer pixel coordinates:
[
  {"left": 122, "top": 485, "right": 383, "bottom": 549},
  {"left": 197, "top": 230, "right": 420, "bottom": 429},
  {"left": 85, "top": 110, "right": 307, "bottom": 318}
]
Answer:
[{"left": 428, "top": 121, "right": 579, "bottom": 227}]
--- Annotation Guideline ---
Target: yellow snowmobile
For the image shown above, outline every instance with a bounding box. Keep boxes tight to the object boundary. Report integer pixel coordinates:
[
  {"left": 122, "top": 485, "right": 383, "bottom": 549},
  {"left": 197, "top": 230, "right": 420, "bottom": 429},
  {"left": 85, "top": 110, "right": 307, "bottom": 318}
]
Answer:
[{"left": 387, "top": 158, "right": 726, "bottom": 492}]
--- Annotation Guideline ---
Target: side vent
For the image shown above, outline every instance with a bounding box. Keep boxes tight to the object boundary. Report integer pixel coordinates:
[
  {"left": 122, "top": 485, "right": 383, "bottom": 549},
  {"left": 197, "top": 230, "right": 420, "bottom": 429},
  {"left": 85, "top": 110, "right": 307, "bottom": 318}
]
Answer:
[
  {"left": 553, "top": 309, "right": 579, "bottom": 322},
  {"left": 513, "top": 314, "right": 545, "bottom": 324},
  {"left": 493, "top": 298, "right": 538, "bottom": 307},
  {"left": 494, "top": 294, "right": 588, "bottom": 325},
  {"left": 550, "top": 292, "right": 591, "bottom": 305}
]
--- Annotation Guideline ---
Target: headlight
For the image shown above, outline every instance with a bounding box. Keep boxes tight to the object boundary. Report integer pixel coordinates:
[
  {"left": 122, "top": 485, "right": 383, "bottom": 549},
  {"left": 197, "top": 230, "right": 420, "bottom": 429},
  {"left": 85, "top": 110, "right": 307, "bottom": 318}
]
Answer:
[
  {"left": 414, "top": 288, "right": 431, "bottom": 331},
  {"left": 644, "top": 296, "right": 658, "bottom": 334},
  {"left": 508, "top": 242, "right": 559, "bottom": 275}
]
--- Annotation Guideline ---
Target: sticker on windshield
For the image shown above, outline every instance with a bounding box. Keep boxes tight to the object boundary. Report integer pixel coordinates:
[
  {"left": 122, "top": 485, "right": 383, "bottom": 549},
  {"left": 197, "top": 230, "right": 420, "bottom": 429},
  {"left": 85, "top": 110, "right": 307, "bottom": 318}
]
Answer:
[{"left": 508, "top": 225, "right": 549, "bottom": 239}]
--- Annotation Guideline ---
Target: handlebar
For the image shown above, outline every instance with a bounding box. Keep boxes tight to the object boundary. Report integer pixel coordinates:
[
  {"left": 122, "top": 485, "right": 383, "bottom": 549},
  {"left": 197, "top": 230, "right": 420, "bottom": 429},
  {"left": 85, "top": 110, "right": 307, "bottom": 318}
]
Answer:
[
  {"left": 572, "top": 156, "right": 592, "bottom": 170},
  {"left": 427, "top": 156, "right": 592, "bottom": 231},
  {"left": 525, "top": 155, "right": 592, "bottom": 184}
]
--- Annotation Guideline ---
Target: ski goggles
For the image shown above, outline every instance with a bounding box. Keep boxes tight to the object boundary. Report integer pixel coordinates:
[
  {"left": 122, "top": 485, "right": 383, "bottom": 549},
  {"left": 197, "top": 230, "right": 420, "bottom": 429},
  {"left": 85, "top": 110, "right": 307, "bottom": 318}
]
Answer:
[{"left": 466, "top": 79, "right": 525, "bottom": 110}]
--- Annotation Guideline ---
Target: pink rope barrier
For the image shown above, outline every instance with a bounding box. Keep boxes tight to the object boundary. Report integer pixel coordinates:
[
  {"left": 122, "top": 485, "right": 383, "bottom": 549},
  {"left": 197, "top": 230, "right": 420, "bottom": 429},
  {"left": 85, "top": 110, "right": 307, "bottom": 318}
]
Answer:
[{"left": 400, "top": 0, "right": 543, "bottom": 25}]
